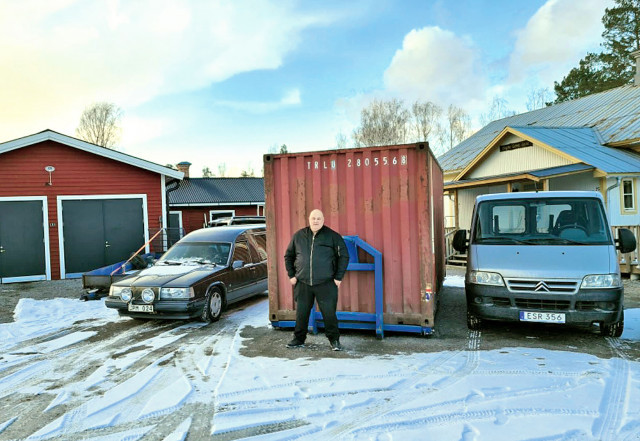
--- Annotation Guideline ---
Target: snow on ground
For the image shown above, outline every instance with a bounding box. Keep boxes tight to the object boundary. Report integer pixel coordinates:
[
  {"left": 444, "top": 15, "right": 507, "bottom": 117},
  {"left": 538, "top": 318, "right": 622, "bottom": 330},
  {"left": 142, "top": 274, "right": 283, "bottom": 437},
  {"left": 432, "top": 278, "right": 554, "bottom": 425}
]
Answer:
[{"left": 0, "top": 278, "right": 639, "bottom": 440}]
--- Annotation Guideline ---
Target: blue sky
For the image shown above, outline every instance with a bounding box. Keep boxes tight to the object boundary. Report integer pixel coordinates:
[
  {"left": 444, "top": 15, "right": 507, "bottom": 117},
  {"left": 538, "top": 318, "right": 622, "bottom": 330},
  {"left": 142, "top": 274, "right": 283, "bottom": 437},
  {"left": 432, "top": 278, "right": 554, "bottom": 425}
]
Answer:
[{"left": 0, "top": 0, "right": 611, "bottom": 176}]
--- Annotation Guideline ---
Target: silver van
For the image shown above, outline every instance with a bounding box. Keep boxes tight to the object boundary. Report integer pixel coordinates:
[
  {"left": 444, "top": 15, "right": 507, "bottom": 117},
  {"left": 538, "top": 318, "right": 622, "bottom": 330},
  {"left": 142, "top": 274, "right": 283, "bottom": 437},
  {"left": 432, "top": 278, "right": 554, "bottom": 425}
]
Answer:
[{"left": 452, "top": 191, "right": 636, "bottom": 336}]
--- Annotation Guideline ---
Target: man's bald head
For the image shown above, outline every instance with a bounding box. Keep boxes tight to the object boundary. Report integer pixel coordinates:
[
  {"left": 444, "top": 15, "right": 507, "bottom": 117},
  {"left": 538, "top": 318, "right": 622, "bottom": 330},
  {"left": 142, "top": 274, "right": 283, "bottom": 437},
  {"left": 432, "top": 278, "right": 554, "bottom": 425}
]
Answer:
[{"left": 309, "top": 209, "right": 325, "bottom": 233}]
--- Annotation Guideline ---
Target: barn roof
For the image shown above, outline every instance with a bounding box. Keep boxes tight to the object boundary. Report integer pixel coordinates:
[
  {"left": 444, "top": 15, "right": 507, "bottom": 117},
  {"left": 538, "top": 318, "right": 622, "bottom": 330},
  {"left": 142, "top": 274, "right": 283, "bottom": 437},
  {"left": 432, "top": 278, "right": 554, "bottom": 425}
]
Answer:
[{"left": 0, "top": 129, "right": 183, "bottom": 179}]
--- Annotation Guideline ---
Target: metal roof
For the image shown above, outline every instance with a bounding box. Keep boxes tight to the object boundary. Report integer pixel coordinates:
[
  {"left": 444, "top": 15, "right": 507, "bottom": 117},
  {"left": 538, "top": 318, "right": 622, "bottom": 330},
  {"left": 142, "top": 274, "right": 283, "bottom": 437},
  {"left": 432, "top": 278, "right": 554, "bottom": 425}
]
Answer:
[
  {"left": 511, "top": 126, "right": 640, "bottom": 174},
  {"left": 439, "top": 85, "right": 640, "bottom": 172},
  {"left": 169, "top": 177, "right": 265, "bottom": 206}
]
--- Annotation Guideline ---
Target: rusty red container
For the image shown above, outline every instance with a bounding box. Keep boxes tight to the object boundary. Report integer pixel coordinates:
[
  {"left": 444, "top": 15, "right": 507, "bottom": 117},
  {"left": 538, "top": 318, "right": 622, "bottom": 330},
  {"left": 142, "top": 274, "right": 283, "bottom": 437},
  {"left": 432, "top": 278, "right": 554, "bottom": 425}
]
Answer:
[{"left": 263, "top": 142, "right": 445, "bottom": 335}]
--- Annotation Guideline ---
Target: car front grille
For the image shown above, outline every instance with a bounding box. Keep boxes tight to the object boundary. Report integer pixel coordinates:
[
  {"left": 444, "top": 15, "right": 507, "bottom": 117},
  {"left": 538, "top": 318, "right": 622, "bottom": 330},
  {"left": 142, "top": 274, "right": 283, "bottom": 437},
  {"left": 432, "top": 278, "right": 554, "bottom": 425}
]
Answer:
[
  {"left": 514, "top": 298, "right": 570, "bottom": 311},
  {"left": 505, "top": 278, "right": 579, "bottom": 294}
]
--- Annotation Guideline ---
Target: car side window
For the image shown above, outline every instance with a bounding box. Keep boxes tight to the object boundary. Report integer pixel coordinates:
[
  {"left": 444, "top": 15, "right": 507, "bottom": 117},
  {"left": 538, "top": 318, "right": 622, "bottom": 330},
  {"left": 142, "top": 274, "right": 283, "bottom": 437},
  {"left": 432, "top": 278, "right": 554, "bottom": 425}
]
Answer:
[
  {"left": 232, "top": 240, "right": 251, "bottom": 264},
  {"left": 250, "top": 232, "right": 267, "bottom": 262}
]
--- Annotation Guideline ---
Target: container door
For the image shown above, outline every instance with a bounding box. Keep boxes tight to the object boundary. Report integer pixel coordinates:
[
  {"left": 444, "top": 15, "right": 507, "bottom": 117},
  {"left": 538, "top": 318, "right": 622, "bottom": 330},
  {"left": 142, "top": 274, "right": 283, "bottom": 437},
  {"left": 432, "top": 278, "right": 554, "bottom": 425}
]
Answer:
[{"left": 0, "top": 200, "right": 47, "bottom": 283}]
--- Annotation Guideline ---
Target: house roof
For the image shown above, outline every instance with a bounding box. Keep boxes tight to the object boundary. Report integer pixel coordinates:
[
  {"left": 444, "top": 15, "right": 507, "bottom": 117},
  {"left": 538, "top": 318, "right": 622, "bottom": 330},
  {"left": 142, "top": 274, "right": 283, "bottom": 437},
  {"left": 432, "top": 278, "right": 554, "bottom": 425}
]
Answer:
[
  {"left": 439, "top": 84, "right": 640, "bottom": 173},
  {"left": 169, "top": 177, "right": 265, "bottom": 206},
  {"left": 0, "top": 129, "right": 184, "bottom": 179}
]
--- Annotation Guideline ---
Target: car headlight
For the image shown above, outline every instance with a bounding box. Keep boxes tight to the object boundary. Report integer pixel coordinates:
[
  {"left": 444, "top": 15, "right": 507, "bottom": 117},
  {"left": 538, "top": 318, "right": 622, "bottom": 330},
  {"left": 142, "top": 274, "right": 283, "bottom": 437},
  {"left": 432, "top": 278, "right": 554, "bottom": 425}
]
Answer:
[
  {"left": 141, "top": 288, "right": 155, "bottom": 303},
  {"left": 468, "top": 271, "right": 504, "bottom": 286},
  {"left": 581, "top": 274, "right": 621, "bottom": 289},
  {"left": 159, "top": 287, "right": 194, "bottom": 299},
  {"left": 110, "top": 286, "right": 132, "bottom": 301}
]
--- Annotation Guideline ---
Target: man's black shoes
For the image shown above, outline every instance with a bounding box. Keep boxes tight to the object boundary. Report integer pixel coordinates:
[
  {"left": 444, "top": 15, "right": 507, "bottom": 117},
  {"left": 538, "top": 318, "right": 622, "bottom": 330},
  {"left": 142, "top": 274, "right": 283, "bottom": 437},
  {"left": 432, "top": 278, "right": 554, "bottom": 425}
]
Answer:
[
  {"left": 286, "top": 339, "right": 305, "bottom": 348},
  {"left": 329, "top": 340, "right": 343, "bottom": 351}
]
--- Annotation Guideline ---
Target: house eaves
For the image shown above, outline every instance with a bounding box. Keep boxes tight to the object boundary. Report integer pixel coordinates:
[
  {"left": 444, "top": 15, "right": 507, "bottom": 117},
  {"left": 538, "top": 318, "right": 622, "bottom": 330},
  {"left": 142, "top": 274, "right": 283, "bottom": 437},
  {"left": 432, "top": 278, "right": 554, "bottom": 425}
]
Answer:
[{"left": 0, "top": 129, "right": 184, "bottom": 179}]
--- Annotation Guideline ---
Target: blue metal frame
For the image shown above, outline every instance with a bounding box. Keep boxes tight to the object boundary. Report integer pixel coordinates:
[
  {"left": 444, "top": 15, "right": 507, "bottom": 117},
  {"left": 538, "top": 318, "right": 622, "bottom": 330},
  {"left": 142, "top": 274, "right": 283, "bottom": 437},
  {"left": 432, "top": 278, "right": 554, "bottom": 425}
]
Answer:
[{"left": 272, "top": 235, "right": 433, "bottom": 338}]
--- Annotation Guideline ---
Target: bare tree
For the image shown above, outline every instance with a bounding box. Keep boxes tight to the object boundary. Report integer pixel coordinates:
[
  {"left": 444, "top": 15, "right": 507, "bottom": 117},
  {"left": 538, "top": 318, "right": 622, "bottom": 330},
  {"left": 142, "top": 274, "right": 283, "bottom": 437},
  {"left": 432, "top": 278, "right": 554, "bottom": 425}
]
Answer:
[
  {"left": 352, "top": 98, "right": 410, "bottom": 147},
  {"left": 217, "top": 163, "right": 227, "bottom": 177},
  {"left": 410, "top": 101, "right": 442, "bottom": 143},
  {"left": 479, "top": 96, "right": 515, "bottom": 126},
  {"left": 76, "top": 102, "right": 123, "bottom": 149},
  {"left": 526, "top": 87, "right": 554, "bottom": 111},
  {"left": 335, "top": 132, "right": 349, "bottom": 150},
  {"left": 240, "top": 163, "right": 255, "bottom": 177},
  {"left": 202, "top": 167, "right": 214, "bottom": 177},
  {"left": 437, "top": 105, "right": 471, "bottom": 154}
]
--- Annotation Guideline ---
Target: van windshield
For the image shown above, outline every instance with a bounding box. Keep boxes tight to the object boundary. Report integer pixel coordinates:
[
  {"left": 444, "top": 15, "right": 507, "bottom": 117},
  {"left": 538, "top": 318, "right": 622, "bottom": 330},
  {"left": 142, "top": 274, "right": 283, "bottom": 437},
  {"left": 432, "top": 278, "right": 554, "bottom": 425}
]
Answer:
[{"left": 472, "top": 197, "right": 612, "bottom": 245}]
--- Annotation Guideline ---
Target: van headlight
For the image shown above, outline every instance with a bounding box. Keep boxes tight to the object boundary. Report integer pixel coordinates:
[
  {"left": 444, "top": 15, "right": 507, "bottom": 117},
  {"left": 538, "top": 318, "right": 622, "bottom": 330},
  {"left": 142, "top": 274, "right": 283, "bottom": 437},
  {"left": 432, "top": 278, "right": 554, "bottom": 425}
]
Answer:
[
  {"left": 468, "top": 271, "right": 504, "bottom": 286},
  {"left": 581, "top": 274, "right": 621, "bottom": 289},
  {"left": 160, "top": 287, "right": 194, "bottom": 299},
  {"left": 110, "top": 286, "right": 132, "bottom": 302}
]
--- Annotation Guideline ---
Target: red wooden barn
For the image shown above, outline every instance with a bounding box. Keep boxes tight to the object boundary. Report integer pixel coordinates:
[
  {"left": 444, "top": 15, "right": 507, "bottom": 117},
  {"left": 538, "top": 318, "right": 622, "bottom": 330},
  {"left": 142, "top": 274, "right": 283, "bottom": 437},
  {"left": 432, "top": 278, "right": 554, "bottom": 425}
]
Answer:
[
  {"left": 0, "top": 130, "right": 183, "bottom": 282},
  {"left": 168, "top": 162, "right": 264, "bottom": 234}
]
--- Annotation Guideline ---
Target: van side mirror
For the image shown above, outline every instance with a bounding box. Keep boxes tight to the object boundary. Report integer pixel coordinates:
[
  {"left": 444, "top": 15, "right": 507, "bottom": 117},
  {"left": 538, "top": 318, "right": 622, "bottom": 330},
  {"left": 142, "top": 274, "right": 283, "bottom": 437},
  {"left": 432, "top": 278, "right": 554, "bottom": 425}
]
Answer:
[
  {"left": 616, "top": 228, "right": 636, "bottom": 253},
  {"left": 452, "top": 229, "right": 468, "bottom": 253},
  {"left": 232, "top": 260, "right": 245, "bottom": 269}
]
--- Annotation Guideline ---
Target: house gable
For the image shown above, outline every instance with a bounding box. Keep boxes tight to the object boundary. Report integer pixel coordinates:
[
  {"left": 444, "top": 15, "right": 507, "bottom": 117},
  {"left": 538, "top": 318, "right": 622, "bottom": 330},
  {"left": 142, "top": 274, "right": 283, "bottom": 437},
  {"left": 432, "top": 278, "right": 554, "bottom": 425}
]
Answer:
[
  {"left": 456, "top": 127, "right": 582, "bottom": 181},
  {"left": 0, "top": 130, "right": 183, "bottom": 179}
]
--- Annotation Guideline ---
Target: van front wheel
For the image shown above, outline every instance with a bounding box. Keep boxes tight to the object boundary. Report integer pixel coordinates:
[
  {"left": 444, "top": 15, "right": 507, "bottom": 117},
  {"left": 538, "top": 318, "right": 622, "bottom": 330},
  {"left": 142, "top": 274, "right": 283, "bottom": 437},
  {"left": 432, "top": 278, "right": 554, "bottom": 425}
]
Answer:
[
  {"left": 467, "top": 311, "right": 482, "bottom": 330},
  {"left": 600, "top": 311, "right": 624, "bottom": 337}
]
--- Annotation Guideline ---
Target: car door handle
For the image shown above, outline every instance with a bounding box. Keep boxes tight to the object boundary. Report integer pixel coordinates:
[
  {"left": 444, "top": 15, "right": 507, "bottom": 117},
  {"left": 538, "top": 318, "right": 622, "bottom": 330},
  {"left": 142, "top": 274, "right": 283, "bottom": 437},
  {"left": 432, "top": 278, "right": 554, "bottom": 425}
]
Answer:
[
  {"left": 105, "top": 241, "right": 111, "bottom": 248},
  {"left": 0, "top": 246, "right": 4, "bottom": 253}
]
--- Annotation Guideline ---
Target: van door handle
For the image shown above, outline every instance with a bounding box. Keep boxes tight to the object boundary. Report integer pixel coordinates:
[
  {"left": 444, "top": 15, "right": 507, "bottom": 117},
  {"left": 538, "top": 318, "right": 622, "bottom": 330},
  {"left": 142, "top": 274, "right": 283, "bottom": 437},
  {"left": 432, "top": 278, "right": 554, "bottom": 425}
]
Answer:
[{"left": 105, "top": 241, "right": 111, "bottom": 248}]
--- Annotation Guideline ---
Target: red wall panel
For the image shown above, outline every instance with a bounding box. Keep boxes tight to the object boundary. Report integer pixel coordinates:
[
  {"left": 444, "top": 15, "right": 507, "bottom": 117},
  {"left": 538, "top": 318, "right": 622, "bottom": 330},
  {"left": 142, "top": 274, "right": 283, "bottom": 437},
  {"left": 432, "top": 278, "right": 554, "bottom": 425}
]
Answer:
[{"left": 0, "top": 140, "right": 165, "bottom": 279}]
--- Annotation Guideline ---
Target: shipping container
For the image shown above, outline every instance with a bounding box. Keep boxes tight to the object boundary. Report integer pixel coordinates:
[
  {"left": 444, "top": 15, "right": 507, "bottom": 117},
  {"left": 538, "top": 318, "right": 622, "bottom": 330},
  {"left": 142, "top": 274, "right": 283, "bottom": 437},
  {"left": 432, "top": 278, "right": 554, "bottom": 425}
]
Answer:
[{"left": 263, "top": 142, "right": 445, "bottom": 337}]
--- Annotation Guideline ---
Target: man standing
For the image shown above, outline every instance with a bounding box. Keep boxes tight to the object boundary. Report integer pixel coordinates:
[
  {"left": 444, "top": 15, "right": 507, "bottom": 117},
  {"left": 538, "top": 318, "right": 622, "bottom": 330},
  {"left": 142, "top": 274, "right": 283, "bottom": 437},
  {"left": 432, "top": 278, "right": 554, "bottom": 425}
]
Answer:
[{"left": 284, "top": 209, "right": 349, "bottom": 351}]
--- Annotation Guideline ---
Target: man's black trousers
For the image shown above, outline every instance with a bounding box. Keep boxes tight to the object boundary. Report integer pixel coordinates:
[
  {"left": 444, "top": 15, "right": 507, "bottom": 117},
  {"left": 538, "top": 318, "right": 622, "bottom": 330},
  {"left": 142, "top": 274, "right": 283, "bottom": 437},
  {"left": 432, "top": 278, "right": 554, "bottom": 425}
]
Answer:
[{"left": 293, "top": 280, "right": 339, "bottom": 342}]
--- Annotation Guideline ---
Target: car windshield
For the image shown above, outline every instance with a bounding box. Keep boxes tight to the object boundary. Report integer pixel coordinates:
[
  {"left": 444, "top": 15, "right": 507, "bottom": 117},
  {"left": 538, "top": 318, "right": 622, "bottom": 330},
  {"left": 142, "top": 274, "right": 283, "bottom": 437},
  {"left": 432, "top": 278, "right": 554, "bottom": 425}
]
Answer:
[
  {"left": 157, "top": 242, "right": 231, "bottom": 265},
  {"left": 472, "top": 197, "right": 612, "bottom": 245}
]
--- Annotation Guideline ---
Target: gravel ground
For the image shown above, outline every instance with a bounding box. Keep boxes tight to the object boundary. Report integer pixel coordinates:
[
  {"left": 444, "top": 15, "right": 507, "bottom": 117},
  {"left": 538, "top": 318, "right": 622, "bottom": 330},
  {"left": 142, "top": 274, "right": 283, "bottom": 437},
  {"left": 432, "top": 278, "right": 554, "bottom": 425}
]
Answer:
[{"left": 0, "top": 278, "right": 84, "bottom": 323}]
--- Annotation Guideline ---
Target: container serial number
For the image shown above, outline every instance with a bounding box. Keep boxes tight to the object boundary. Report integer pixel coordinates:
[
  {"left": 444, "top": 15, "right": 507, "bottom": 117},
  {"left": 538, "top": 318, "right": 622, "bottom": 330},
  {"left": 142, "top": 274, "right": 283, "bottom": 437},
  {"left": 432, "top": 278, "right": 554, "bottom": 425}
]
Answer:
[{"left": 306, "top": 156, "right": 408, "bottom": 170}]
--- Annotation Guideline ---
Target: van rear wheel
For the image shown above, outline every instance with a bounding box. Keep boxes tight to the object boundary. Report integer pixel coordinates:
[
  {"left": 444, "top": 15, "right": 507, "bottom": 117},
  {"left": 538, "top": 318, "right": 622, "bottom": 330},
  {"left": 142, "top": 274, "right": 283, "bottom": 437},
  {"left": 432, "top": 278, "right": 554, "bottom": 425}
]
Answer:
[
  {"left": 467, "top": 311, "right": 482, "bottom": 330},
  {"left": 600, "top": 311, "right": 624, "bottom": 337}
]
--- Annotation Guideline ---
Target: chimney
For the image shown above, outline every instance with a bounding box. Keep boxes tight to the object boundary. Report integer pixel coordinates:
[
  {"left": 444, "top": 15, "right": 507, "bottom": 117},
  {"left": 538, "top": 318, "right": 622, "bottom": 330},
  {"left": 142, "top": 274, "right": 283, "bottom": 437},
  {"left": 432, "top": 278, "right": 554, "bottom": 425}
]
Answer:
[
  {"left": 176, "top": 161, "right": 191, "bottom": 178},
  {"left": 633, "top": 49, "right": 640, "bottom": 86}
]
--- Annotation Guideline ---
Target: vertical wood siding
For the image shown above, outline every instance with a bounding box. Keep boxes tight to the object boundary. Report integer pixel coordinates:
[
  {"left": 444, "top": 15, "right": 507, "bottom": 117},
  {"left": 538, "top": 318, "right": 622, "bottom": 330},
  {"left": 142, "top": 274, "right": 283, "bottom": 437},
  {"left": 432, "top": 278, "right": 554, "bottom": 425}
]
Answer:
[
  {"left": 0, "top": 141, "right": 164, "bottom": 279},
  {"left": 175, "top": 205, "right": 262, "bottom": 233}
]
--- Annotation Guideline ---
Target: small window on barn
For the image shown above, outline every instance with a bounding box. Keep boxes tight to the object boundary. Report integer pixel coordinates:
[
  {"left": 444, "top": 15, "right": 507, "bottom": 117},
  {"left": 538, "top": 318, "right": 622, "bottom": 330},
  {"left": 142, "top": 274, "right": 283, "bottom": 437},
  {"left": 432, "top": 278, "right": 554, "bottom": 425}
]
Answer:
[
  {"left": 210, "top": 210, "right": 235, "bottom": 223},
  {"left": 622, "top": 179, "right": 635, "bottom": 213}
]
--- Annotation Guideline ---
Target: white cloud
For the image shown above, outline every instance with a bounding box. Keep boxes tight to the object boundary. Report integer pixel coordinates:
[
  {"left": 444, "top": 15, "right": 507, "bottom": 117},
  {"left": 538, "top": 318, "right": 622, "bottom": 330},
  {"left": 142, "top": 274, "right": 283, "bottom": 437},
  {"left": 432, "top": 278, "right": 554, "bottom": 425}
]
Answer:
[
  {"left": 508, "top": 0, "right": 612, "bottom": 85},
  {"left": 383, "top": 26, "right": 488, "bottom": 107},
  {"left": 0, "top": 0, "right": 331, "bottom": 143},
  {"left": 213, "top": 89, "right": 302, "bottom": 113}
]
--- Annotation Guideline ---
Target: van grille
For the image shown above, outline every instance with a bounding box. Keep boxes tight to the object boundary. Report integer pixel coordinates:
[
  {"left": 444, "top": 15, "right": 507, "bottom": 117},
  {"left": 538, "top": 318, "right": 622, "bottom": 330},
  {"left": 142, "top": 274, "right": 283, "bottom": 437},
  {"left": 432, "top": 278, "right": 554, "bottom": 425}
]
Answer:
[{"left": 506, "top": 279, "right": 579, "bottom": 294}]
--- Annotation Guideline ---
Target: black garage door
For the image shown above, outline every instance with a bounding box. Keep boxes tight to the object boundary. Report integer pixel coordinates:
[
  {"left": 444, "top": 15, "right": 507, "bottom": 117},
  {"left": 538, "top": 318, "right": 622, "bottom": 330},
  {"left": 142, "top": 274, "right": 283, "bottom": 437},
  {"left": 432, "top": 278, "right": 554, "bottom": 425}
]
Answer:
[
  {"left": 0, "top": 200, "right": 47, "bottom": 282},
  {"left": 62, "top": 198, "right": 145, "bottom": 275}
]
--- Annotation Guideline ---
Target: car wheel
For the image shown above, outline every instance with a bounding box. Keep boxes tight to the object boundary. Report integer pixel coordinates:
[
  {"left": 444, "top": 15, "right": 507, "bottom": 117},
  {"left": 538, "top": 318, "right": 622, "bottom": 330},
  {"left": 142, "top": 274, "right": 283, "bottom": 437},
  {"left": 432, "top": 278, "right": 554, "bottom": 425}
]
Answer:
[
  {"left": 600, "top": 311, "right": 624, "bottom": 337},
  {"left": 467, "top": 311, "right": 482, "bottom": 330},
  {"left": 201, "top": 287, "right": 225, "bottom": 323}
]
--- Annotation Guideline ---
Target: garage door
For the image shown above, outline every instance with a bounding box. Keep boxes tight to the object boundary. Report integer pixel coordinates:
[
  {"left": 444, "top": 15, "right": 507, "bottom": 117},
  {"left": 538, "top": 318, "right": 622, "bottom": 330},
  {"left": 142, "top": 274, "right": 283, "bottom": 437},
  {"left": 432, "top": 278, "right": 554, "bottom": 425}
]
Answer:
[
  {"left": 0, "top": 199, "right": 48, "bottom": 283},
  {"left": 61, "top": 198, "right": 146, "bottom": 276}
]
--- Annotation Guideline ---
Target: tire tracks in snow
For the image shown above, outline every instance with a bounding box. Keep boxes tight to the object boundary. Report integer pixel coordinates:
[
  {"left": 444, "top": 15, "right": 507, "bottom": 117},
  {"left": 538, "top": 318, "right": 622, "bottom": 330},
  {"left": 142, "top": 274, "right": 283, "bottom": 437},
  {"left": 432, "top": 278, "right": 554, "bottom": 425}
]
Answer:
[{"left": 592, "top": 337, "right": 632, "bottom": 441}]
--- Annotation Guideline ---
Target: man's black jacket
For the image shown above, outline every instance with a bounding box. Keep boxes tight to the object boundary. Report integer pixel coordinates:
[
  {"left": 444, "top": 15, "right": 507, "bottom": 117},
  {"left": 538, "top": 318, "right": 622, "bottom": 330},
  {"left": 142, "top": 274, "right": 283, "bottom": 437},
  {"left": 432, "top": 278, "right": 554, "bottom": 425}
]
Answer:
[{"left": 284, "top": 225, "right": 350, "bottom": 286}]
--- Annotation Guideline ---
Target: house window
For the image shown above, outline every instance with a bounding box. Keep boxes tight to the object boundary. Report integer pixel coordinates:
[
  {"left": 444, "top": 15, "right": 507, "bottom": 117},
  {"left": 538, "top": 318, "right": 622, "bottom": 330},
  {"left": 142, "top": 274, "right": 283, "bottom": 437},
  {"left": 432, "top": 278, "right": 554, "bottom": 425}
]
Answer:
[
  {"left": 210, "top": 210, "right": 235, "bottom": 223},
  {"left": 622, "top": 179, "right": 635, "bottom": 212}
]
